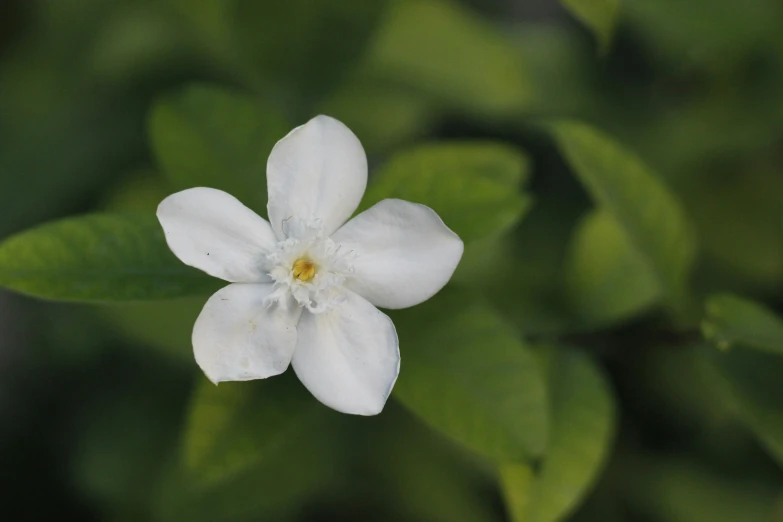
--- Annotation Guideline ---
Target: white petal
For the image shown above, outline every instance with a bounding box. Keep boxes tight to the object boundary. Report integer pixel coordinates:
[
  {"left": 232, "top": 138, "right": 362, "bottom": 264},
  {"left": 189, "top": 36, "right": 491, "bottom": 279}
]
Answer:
[
  {"left": 292, "top": 290, "right": 399, "bottom": 415},
  {"left": 332, "top": 199, "right": 464, "bottom": 309},
  {"left": 157, "top": 187, "right": 277, "bottom": 282},
  {"left": 193, "top": 283, "right": 302, "bottom": 384},
  {"left": 267, "top": 115, "right": 367, "bottom": 238}
]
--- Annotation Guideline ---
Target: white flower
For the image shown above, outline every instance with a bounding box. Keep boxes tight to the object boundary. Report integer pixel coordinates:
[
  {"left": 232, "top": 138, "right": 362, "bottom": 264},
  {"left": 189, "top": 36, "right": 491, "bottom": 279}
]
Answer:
[{"left": 157, "top": 115, "right": 463, "bottom": 415}]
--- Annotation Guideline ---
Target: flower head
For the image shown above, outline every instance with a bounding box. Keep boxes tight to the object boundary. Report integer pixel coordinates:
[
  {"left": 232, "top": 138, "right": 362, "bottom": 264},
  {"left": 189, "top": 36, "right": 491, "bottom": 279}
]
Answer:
[{"left": 157, "top": 115, "right": 463, "bottom": 415}]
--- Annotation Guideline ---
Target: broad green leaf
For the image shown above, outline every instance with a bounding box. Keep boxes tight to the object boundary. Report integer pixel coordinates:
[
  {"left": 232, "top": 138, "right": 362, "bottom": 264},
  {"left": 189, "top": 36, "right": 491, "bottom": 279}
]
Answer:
[
  {"left": 149, "top": 84, "right": 288, "bottom": 215},
  {"left": 551, "top": 121, "right": 696, "bottom": 311},
  {"left": 525, "top": 348, "right": 616, "bottom": 522},
  {"left": 0, "top": 213, "right": 217, "bottom": 301},
  {"left": 391, "top": 288, "right": 548, "bottom": 463},
  {"left": 234, "top": 0, "right": 388, "bottom": 103},
  {"left": 565, "top": 209, "right": 661, "bottom": 328},
  {"left": 366, "top": 0, "right": 531, "bottom": 117},
  {"left": 702, "top": 294, "right": 783, "bottom": 355},
  {"left": 182, "top": 375, "right": 320, "bottom": 484},
  {"left": 559, "top": 0, "right": 621, "bottom": 52},
  {"left": 701, "top": 346, "right": 783, "bottom": 466},
  {"left": 363, "top": 142, "right": 532, "bottom": 243}
]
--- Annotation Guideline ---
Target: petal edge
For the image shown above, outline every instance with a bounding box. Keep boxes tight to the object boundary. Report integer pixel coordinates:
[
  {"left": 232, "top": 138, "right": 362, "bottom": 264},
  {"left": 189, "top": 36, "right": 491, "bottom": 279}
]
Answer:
[
  {"left": 332, "top": 199, "right": 464, "bottom": 309},
  {"left": 292, "top": 290, "right": 399, "bottom": 415}
]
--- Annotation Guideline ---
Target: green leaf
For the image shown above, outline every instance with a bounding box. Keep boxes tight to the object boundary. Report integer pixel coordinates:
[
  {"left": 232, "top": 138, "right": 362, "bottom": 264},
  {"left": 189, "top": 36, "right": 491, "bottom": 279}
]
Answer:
[
  {"left": 102, "top": 297, "right": 205, "bottom": 363},
  {"left": 391, "top": 288, "right": 549, "bottom": 463},
  {"left": 454, "top": 193, "right": 585, "bottom": 337},
  {"left": 100, "top": 170, "right": 173, "bottom": 213},
  {"left": 701, "top": 346, "right": 783, "bottom": 467},
  {"left": 234, "top": 0, "right": 388, "bottom": 103},
  {"left": 182, "top": 375, "right": 321, "bottom": 484},
  {"left": 499, "top": 464, "right": 534, "bottom": 521},
  {"left": 158, "top": 375, "right": 335, "bottom": 521},
  {"left": 158, "top": 0, "right": 232, "bottom": 53},
  {"left": 366, "top": 0, "right": 532, "bottom": 117},
  {"left": 372, "top": 406, "right": 504, "bottom": 522},
  {"left": 525, "top": 348, "right": 616, "bottom": 522},
  {"left": 702, "top": 294, "right": 783, "bottom": 355},
  {"left": 0, "top": 213, "right": 217, "bottom": 301},
  {"left": 551, "top": 121, "right": 696, "bottom": 311},
  {"left": 363, "top": 142, "right": 532, "bottom": 243},
  {"left": 149, "top": 84, "right": 288, "bottom": 216},
  {"left": 565, "top": 209, "right": 661, "bottom": 328},
  {"left": 628, "top": 455, "right": 782, "bottom": 522},
  {"left": 319, "top": 79, "right": 434, "bottom": 155},
  {"left": 559, "top": 0, "right": 621, "bottom": 53}
]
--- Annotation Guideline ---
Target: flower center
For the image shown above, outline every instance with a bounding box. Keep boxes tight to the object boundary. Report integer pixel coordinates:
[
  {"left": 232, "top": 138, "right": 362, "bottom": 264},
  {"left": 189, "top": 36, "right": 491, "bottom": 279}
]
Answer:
[
  {"left": 264, "top": 219, "right": 356, "bottom": 314},
  {"left": 292, "top": 258, "right": 316, "bottom": 282}
]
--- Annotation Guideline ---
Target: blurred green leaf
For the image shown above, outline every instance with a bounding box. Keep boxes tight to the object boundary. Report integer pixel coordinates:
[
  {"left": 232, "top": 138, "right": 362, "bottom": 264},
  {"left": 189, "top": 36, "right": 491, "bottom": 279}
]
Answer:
[
  {"left": 628, "top": 455, "right": 782, "bottom": 522},
  {"left": 367, "top": 0, "right": 531, "bottom": 117},
  {"left": 625, "top": 0, "right": 783, "bottom": 68},
  {"left": 319, "top": 79, "right": 434, "bottom": 155},
  {"left": 102, "top": 297, "right": 204, "bottom": 363},
  {"left": 391, "top": 288, "right": 549, "bottom": 463},
  {"left": 499, "top": 464, "right": 534, "bottom": 521},
  {"left": 149, "top": 84, "right": 288, "bottom": 216},
  {"left": 565, "top": 209, "right": 661, "bottom": 328},
  {"left": 513, "top": 24, "right": 596, "bottom": 118},
  {"left": 158, "top": 375, "right": 335, "bottom": 522},
  {"left": 182, "top": 376, "right": 321, "bottom": 484},
  {"left": 100, "top": 170, "right": 172, "bottom": 214},
  {"left": 73, "top": 388, "right": 181, "bottom": 510},
  {"left": 551, "top": 121, "right": 696, "bottom": 311},
  {"left": 234, "top": 0, "right": 388, "bottom": 104},
  {"left": 363, "top": 142, "right": 532, "bottom": 242},
  {"left": 682, "top": 171, "right": 783, "bottom": 291},
  {"left": 369, "top": 406, "right": 502, "bottom": 522},
  {"left": 0, "top": 213, "right": 217, "bottom": 301},
  {"left": 454, "top": 188, "right": 586, "bottom": 337},
  {"left": 524, "top": 348, "right": 616, "bottom": 522},
  {"left": 88, "top": 4, "right": 191, "bottom": 87},
  {"left": 159, "top": 0, "right": 232, "bottom": 53},
  {"left": 702, "top": 346, "right": 783, "bottom": 466},
  {"left": 702, "top": 294, "right": 783, "bottom": 355},
  {"left": 559, "top": 0, "right": 620, "bottom": 53}
]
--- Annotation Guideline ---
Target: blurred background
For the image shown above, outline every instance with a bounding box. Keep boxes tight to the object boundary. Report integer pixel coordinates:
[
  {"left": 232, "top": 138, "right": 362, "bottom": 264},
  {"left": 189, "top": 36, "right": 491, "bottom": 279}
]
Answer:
[{"left": 2, "top": 0, "right": 783, "bottom": 520}]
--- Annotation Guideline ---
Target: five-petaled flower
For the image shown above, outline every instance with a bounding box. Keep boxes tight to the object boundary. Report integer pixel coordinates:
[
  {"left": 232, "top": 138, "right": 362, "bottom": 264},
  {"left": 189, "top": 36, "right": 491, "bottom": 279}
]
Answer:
[{"left": 157, "top": 115, "right": 463, "bottom": 415}]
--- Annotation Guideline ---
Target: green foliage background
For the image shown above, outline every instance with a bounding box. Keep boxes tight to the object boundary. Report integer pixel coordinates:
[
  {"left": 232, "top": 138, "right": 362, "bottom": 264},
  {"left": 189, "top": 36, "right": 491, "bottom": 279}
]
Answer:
[{"left": 2, "top": 0, "right": 783, "bottom": 520}]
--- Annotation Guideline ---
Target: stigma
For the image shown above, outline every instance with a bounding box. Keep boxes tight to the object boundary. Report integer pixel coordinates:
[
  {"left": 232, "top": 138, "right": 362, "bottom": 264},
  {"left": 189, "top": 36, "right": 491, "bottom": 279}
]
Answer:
[{"left": 292, "top": 258, "right": 316, "bottom": 282}]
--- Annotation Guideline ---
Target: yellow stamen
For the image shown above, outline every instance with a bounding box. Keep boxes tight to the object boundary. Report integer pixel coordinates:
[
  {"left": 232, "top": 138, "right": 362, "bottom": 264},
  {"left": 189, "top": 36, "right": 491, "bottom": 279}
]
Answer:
[{"left": 292, "top": 258, "right": 316, "bottom": 282}]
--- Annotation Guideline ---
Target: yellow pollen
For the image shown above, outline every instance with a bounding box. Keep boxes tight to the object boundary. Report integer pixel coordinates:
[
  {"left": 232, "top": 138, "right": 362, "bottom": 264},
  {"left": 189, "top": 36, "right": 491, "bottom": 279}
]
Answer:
[{"left": 292, "top": 258, "right": 316, "bottom": 282}]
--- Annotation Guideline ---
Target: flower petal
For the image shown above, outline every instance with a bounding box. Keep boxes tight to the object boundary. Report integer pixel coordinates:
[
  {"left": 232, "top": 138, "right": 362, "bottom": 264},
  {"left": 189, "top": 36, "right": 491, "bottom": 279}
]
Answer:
[
  {"left": 193, "top": 283, "right": 302, "bottom": 384},
  {"left": 267, "top": 115, "right": 367, "bottom": 238},
  {"left": 157, "top": 187, "right": 277, "bottom": 282},
  {"left": 292, "top": 290, "right": 399, "bottom": 415},
  {"left": 332, "top": 199, "right": 464, "bottom": 309}
]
